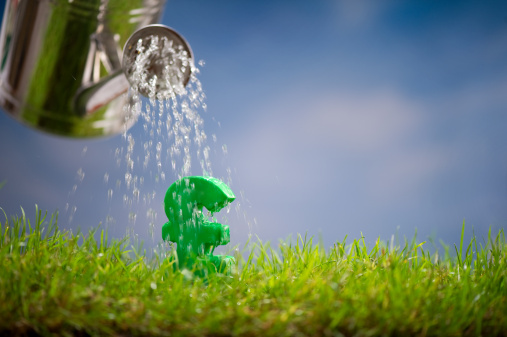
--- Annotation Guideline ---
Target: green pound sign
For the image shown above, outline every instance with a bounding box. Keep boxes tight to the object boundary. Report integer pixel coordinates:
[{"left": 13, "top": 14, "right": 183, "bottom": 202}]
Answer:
[{"left": 162, "top": 176, "right": 236, "bottom": 275}]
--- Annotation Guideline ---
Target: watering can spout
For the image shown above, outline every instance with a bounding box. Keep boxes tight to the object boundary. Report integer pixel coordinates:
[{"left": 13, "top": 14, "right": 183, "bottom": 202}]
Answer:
[{"left": 0, "top": 0, "right": 192, "bottom": 138}]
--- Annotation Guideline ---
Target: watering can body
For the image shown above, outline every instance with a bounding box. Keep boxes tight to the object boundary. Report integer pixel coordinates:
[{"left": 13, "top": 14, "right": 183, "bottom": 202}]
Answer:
[{"left": 0, "top": 0, "right": 165, "bottom": 137}]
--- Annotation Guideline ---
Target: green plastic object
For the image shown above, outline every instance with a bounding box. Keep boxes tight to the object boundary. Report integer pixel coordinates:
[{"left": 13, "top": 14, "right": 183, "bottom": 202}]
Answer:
[{"left": 162, "top": 176, "right": 236, "bottom": 275}]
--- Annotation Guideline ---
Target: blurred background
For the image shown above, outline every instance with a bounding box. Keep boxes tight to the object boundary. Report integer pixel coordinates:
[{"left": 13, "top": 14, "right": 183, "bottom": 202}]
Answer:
[{"left": 0, "top": 0, "right": 506, "bottom": 253}]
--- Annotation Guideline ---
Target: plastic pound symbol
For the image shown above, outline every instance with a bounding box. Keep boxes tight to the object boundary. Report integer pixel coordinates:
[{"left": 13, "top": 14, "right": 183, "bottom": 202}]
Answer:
[{"left": 162, "top": 176, "right": 236, "bottom": 275}]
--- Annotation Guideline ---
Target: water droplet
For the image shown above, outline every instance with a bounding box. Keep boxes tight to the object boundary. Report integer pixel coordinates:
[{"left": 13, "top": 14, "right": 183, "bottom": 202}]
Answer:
[
  {"left": 68, "top": 205, "right": 77, "bottom": 223},
  {"left": 146, "top": 208, "right": 157, "bottom": 219},
  {"left": 125, "top": 173, "right": 132, "bottom": 188},
  {"left": 133, "top": 188, "right": 140, "bottom": 202},
  {"left": 76, "top": 168, "right": 85, "bottom": 182},
  {"left": 149, "top": 222, "right": 155, "bottom": 240}
]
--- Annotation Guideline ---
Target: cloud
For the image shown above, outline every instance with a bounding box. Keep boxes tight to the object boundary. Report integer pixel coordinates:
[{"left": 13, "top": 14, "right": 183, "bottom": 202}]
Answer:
[
  {"left": 221, "top": 87, "right": 457, "bottom": 241},
  {"left": 291, "top": 90, "right": 422, "bottom": 152},
  {"left": 364, "top": 145, "right": 451, "bottom": 203},
  {"left": 331, "top": 1, "right": 392, "bottom": 30},
  {"left": 231, "top": 88, "right": 439, "bottom": 181}
]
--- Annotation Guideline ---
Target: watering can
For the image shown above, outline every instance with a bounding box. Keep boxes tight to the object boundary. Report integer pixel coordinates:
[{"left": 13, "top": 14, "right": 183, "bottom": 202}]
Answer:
[{"left": 0, "top": 0, "right": 192, "bottom": 137}]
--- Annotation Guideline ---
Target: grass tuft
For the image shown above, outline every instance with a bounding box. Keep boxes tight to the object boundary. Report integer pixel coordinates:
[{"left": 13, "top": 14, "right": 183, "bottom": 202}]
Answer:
[{"left": 1, "top": 207, "right": 506, "bottom": 336}]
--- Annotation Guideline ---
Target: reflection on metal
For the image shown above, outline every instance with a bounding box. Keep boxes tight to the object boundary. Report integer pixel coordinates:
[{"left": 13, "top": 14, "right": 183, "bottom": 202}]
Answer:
[
  {"left": 0, "top": 0, "right": 171, "bottom": 138},
  {"left": 123, "top": 24, "right": 193, "bottom": 98}
]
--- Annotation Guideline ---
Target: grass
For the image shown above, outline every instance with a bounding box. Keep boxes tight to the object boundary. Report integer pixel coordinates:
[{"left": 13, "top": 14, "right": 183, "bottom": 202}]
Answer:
[{"left": 0, "top": 207, "right": 506, "bottom": 336}]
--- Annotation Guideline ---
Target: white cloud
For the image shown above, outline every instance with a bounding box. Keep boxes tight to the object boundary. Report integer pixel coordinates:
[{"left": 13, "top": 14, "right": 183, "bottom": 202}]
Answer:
[
  {"left": 227, "top": 88, "right": 452, "bottom": 223},
  {"left": 331, "top": 1, "right": 392, "bottom": 30},
  {"left": 233, "top": 88, "right": 431, "bottom": 171},
  {"left": 289, "top": 90, "right": 423, "bottom": 152},
  {"left": 364, "top": 145, "right": 451, "bottom": 202}
]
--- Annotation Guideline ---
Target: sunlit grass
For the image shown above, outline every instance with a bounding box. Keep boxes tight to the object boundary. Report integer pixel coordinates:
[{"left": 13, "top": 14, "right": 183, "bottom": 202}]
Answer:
[{"left": 1, "top": 207, "right": 506, "bottom": 336}]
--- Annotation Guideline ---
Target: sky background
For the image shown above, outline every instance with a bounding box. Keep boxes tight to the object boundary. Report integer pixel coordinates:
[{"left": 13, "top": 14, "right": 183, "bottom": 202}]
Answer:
[{"left": 0, "top": 0, "right": 506, "bottom": 253}]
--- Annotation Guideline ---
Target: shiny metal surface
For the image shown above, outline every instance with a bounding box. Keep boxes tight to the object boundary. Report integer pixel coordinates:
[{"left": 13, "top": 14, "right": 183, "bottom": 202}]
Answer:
[
  {"left": 0, "top": 0, "right": 166, "bottom": 137},
  {"left": 123, "top": 24, "right": 193, "bottom": 98}
]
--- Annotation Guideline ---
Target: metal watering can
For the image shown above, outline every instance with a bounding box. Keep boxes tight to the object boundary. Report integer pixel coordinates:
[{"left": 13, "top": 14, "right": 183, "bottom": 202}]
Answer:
[{"left": 0, "top": 0, "right": 192, "bottom": 137}]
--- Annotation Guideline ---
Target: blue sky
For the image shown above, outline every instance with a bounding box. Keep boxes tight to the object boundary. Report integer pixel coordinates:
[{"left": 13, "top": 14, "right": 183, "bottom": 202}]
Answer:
[{"left": 0, "top": 0, "right": 506, "bottom": 252}]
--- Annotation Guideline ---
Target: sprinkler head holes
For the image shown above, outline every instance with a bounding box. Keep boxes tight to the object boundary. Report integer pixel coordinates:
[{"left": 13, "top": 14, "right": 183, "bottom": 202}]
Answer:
[{"left": 122, "top": 24, "right": 193, "bottom": 99}]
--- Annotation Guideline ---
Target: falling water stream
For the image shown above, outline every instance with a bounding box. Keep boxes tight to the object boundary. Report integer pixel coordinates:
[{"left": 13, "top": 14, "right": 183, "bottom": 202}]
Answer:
[
  {"left": 118, "top": 34, "right": 219, "bottom": 241},
  {"left": 65, "top": 33, "right": 254, "bottom": 253}
]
